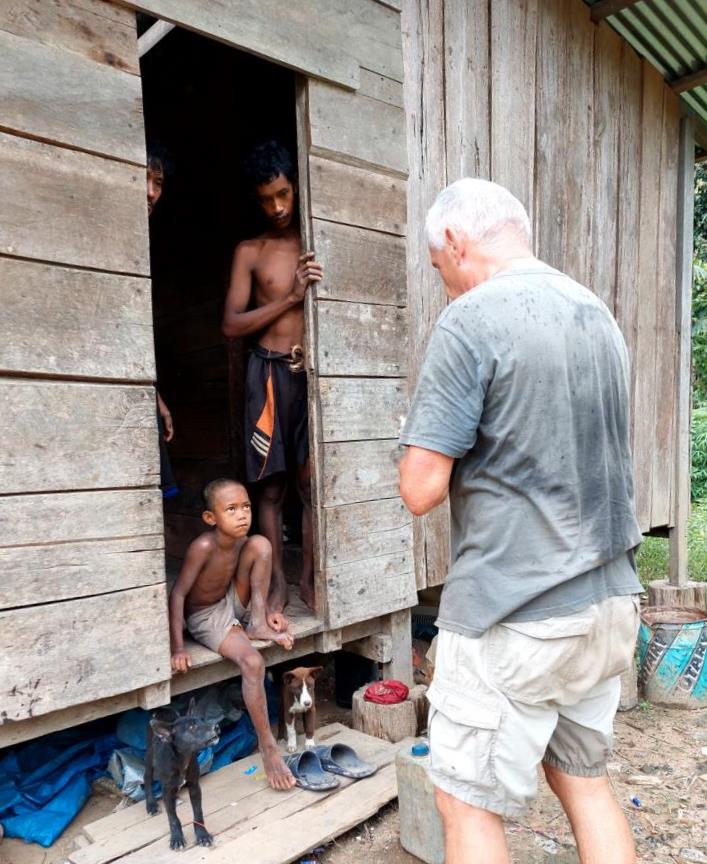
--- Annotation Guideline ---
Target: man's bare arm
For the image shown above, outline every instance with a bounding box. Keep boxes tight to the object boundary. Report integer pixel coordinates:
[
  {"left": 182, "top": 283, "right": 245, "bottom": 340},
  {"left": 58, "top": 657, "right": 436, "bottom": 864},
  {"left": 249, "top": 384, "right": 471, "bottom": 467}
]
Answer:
[
  {"left": 222, "top": 247, "right": 322, "bottom": 339},
  {"left": 399, "top": 445, "right": 455, "bottom": 516},
  {"left": 168, "top": 537, "right": 211, "bottom": 656}
]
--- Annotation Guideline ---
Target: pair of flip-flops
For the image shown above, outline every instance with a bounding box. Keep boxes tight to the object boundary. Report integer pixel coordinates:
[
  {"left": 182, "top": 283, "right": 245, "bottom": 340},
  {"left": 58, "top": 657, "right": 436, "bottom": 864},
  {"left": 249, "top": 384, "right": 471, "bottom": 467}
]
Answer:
[{"left": 284, "top": 743, "right": 376, "bottom": 791}]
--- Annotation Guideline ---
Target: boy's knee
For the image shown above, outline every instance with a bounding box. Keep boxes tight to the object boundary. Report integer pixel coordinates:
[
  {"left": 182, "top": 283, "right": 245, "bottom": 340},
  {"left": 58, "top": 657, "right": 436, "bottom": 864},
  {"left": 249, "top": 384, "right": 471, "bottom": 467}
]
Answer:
[
  {"left": 246, "top": 534, "right": 272, "bottom": 560},
  {"left": 260, "top": 478, "right": 287, "bottom": 505},
  {"left": 240, "top": 648, "right": 265, "bottom": 680}
]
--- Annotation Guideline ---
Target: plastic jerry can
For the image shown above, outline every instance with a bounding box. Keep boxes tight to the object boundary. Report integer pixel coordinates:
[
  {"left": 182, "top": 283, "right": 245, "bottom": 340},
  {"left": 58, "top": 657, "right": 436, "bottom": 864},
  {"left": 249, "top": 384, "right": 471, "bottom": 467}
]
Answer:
[{"left": 396, "top": 740, "right": 444, "bottom": 864}]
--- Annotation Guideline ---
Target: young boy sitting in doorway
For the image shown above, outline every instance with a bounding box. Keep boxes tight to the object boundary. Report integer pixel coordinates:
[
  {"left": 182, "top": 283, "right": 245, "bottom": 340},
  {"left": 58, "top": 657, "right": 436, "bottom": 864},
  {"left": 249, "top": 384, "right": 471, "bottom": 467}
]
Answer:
[
  {"left": 222, "top": 140, "right": 323, "bottom": 612},
  {"left": 168, "top": 477, "right": 296, "bottom": 789}
]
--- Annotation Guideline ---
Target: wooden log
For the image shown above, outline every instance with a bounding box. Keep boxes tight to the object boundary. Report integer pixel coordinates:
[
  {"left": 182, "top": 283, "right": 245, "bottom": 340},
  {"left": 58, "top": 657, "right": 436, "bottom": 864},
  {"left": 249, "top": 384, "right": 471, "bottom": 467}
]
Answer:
[
  {"left": 0, "top": 379, "right": 159, "bottom": 494},
  {"left": 0, "top": 258, "right": 154, "bottom": 380},
  {"left": 319, "top": 378, "right": 407, "bottom": 441},
  {"left": 0, "top": 0, "right": 140, "bottom": 75},
  {"left": 0, "top": 132, "right": 149, "bottom": 275},
  {"left": 321, "top": 439, "right": 401, "bottom": 507},
  {"left": 317, "top": 300, "right": 408, "bottom": 377},
  {"left": 136, "top": 680, "right": 171, "bottom": 711},
  {"left": 308, "top": 80, "right": 407, "bottom": 175},
  {"left": 647, "top": 580, "right": 707, "bottom": 611},
  {"left": 352, "top": 685, "right": 417, "bottom": 743},
  {"left": 312, "top": 219, "right": 406, "bottom": 306},
  {"left": 0, "top": 27, "right": 144, "bottom": 163},
  {"left": 0, "top": 584, "right": 171, "bottom": 721},
  {"left": 408, "top": 683, "right": 429, "bottom": 734},
  {"left": 309, "top": 155, "right": 406, "bottom": 235},
  {"left": 322, "top": 498, "right": 413, "bottom": 568}
]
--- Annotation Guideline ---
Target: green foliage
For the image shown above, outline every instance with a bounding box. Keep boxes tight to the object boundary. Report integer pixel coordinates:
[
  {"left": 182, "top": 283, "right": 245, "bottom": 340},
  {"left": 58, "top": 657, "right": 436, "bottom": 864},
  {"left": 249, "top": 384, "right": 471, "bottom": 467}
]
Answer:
[
  {"left": 636, "top": 501, "right": 707, "bottom": 587},
  {"left": 693, "top": 406, "right": 707, "bottom": 502}
]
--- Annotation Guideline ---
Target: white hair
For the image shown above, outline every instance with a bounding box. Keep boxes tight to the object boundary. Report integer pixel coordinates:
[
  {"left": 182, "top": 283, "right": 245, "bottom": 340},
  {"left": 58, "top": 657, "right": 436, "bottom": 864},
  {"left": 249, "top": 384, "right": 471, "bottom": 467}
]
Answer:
[{"left": 425, "top": 178, "right": 532, "bottom": 249}]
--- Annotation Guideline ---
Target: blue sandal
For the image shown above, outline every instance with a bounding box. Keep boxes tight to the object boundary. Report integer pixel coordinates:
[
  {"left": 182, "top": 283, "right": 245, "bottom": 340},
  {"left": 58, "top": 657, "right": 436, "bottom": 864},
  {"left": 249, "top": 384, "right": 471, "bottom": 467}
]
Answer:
[
  {"left": 312, "top": 743, "right": 377, "bottom": 779},
  {"left": 284, "top": 750, "right": 340, "bottom": 791}
]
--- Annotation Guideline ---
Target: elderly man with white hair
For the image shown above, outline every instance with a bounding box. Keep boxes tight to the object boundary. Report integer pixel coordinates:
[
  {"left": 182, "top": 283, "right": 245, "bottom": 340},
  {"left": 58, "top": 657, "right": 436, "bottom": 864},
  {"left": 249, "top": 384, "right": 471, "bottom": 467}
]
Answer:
[{"left": 399, "top": 178, "right": 643, "bottom": 864}]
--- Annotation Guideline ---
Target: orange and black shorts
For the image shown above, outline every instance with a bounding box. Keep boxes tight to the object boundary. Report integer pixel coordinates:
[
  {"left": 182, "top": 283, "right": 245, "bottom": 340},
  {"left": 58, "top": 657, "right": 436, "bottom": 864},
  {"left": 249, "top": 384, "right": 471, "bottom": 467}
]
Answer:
[{"left": 245, "top": 344, "right": 309, "bottom": 483}]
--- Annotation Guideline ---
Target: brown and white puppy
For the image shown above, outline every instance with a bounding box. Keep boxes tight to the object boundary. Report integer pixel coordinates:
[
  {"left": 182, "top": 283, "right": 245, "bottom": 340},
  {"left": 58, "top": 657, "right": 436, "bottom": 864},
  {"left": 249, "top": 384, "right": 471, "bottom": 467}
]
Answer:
[{"left": 279, "top": 666, "right": 323, "bottom": 753}]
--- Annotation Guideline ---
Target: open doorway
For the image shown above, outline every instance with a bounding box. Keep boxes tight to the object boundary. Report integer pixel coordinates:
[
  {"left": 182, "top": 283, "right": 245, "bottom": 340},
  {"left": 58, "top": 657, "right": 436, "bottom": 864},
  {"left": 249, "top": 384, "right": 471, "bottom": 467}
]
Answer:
[{"left": 140, "top": 24, "right": 310, "bottom": 611}]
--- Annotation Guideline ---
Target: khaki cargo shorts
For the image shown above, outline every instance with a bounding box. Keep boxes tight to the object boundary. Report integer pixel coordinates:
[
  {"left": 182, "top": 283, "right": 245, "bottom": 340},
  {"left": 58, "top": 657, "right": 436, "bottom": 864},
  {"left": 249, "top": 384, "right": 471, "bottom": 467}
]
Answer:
[{"left": 427, "top": 595, "right": 640, "bottom": 817}]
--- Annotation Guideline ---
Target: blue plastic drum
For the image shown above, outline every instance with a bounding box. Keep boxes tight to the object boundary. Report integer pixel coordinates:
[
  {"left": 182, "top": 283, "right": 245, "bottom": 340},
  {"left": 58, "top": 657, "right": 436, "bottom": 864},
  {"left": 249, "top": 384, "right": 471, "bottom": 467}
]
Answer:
[{"left": 637, "top": 606, "right": 707, "bottom": 707}]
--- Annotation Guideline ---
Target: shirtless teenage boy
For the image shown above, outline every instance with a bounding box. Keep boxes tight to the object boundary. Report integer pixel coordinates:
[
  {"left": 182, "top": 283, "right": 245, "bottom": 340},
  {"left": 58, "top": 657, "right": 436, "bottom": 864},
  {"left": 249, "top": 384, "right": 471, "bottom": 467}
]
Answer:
[
  {"left": 168, "top": 478, "right": 296, "bottom": 790},
  {"left": 222, "top": 141, "right": 323, "bottom": 611}
]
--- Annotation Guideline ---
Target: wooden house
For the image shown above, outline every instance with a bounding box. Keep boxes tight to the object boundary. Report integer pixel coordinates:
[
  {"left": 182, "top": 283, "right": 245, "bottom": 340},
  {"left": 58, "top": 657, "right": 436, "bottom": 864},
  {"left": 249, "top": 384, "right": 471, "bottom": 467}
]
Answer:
[{"left": 0, "top": 0, "right": 703, "bottom": 746}]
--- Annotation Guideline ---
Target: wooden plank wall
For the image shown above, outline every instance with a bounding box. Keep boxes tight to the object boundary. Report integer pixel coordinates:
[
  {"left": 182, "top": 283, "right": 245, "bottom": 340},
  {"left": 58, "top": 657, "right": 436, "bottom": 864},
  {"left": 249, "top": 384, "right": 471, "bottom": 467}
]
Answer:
[
  {"left": 404, "top": 0, "right": 683, "bottom": 589},
  {"left": 0, "top": 0, "right": 170, "bottom": 723},
  {"left": 300, "top": 3, "right": 417, "bottom": 629}
]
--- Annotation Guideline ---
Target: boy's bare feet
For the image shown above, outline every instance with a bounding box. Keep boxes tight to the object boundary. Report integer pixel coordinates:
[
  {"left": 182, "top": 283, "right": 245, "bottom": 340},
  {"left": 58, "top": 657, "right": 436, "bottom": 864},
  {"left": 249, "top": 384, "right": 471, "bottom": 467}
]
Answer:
[
  {"left": 266, "top": 610, "right": 289, "bottom": 632},
  {"left": 246, "top": 619, "right": 294, "bottom": 650},
  {"left": 299, "top": 578, "right": 315, "bottom": 612},
  {"left": 263, "top": 744, "right": 296, "bottom": 790}
]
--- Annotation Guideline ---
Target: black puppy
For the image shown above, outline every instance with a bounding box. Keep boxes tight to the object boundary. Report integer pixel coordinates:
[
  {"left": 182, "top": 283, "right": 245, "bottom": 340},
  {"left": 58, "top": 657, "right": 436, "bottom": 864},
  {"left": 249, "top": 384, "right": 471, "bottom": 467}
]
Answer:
[{"left": 144, "top": 700, "right": 220, "bottom": 850}]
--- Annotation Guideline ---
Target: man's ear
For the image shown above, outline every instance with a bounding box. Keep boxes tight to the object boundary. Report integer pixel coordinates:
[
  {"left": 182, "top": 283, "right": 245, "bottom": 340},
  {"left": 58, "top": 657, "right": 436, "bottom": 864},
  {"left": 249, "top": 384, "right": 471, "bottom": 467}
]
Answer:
[
  {"left": 202, "top": 510, "right": 216, "bottom": 526},
  {"left": 308, "top": 666, "right": 324, "bottom": 680},
  {"left": 444, "top": 226, "right": 459, "bottom": 260},
  {"left": 150, "top": 718, "right": 173, "bottom": 742}
]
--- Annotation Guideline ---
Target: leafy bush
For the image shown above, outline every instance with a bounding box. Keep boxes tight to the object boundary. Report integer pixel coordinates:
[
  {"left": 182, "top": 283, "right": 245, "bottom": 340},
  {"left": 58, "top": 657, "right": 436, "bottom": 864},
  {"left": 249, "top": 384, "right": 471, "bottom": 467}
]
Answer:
[{"left": 693, "top": 406, "right": 707, "bottom": 502}]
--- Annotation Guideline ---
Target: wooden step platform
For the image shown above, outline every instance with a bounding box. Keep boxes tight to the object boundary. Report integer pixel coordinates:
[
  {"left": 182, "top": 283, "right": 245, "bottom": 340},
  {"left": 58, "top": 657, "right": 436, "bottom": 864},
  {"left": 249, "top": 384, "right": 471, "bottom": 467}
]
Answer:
[{"left": 68, "top": 724, "right": 403, "bottom": 864}]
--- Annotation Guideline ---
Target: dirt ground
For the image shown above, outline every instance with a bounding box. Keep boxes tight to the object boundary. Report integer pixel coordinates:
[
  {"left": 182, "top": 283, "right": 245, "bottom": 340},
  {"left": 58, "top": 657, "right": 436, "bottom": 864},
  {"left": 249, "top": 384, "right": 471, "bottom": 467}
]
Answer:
[{"left": 2, "top": 699, "right": 706, "bottom": 864}]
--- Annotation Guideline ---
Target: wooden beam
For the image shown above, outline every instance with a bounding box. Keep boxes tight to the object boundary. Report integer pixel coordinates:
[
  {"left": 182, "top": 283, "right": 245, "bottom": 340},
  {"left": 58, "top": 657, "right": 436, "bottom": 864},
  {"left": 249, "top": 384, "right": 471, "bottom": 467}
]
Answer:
[
  {"left": 671, "top": 65, "right": 707, "bottom": 94},
  {"left": 668, "top": 116, "right": 695, "bottom": 586},
  {"left": 138, "top": 20, "right": 175, "bottom": 57},
  {"left": 590, "top": 1, "right": 642, "bottom": 23}
]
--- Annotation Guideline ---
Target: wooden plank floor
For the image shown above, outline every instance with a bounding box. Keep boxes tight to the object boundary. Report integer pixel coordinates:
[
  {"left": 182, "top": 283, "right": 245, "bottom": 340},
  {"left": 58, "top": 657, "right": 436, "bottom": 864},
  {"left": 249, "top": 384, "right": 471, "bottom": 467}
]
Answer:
[{"left": 68, "top": 724, "right": 401, "bottom": 864}]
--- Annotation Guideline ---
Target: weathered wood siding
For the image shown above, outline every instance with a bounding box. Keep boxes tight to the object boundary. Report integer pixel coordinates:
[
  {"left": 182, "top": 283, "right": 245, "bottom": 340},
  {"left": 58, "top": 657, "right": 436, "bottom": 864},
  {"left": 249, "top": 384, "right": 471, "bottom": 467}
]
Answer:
[
  {"left": 298, "top": 9, "right": 417, "bottom": 628},
  {"left": 404, "top": 0, "right": 683, "bottom": 588},
  {"left": 0, "top": 0, "right": 169, "bottom": 723}
]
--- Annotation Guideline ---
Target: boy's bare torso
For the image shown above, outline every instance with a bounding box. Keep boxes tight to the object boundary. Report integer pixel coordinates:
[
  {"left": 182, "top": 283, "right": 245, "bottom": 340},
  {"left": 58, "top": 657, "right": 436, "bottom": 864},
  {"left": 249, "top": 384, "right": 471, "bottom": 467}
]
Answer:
[
  {"left": 184, "top": 533, "right": 248, "bottom": 612},
  {"left": 247, "top": 232, "right": 303, "bottom": 353}
]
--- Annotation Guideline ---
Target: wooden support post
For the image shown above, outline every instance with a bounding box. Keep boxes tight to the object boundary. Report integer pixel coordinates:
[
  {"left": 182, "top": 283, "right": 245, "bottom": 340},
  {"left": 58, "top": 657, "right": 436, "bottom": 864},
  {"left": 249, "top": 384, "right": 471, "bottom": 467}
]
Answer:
[
  {"left": 650, "top": 117, "right": 701, "bottom": 609},
  {"left": 314, "top": 628, "right": 342, "bottom": 654},
  {"left": 381, "top": 608, "right": 413, "bottom": 686}
]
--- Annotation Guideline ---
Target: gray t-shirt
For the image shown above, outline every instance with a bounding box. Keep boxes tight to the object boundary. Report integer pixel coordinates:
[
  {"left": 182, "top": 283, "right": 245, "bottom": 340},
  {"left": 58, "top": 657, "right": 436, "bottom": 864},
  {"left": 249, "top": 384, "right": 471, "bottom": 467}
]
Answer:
[{"left": 400, "top": 261, "right": 643, "bottom": 638}]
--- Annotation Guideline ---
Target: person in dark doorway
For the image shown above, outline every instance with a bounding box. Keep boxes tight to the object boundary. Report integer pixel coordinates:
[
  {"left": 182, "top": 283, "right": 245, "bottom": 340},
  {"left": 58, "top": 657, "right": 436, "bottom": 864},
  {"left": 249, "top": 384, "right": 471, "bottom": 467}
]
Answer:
[
  {"left": 222, "top": 140, "right": 323, "bottom": 613},
  {"left": 146, "top": 143, "right": 178, "bottom": 499},
  {"left": 399, "top": 178, "right": 643, "bottom": 864}
]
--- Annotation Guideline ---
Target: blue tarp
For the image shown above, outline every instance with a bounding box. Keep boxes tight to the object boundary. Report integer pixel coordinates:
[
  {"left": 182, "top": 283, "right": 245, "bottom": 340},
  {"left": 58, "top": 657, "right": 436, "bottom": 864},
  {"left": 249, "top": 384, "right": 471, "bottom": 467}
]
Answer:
[{"left": 0, "top": 680, "right": 275, "bottom": 848}]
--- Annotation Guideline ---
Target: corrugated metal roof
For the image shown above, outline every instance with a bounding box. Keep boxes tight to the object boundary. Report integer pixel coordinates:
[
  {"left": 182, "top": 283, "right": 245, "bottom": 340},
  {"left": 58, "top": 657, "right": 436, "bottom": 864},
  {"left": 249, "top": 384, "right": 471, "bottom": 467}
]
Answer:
[{"left": 585, "top": 0, "right": 707, "bottom": 145}]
